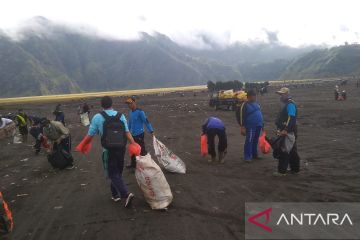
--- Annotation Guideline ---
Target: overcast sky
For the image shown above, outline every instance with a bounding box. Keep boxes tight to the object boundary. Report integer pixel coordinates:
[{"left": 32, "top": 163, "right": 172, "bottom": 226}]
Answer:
[{"left": 1, "top": 0, "right": 359, "bottom": 48}]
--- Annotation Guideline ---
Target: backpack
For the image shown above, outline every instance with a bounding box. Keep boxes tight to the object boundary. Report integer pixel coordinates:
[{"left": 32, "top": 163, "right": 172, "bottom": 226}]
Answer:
[
  {"left": 0, "top": 192, "right": 13, "bottom": 234},
  {"left": 100, "top": 111, "right": 126, "bottom": 149}
]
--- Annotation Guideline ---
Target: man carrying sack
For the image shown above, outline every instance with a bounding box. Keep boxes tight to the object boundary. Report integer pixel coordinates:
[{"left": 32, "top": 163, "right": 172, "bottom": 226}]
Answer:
[
  {"left": 273, "top": 87, "right": 300, "bottom": 176},
  {"left": 125, "top": 97, "right": 154, "bottom": 169}
]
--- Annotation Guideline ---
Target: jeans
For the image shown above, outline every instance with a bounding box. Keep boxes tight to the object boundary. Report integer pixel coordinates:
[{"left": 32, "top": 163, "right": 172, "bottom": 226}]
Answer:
[
  {"left": 207, "top": 128, "right": 227, "bottom": 157},
  {"left": 106, "top": 147, "right": 129, "bottom": 198},
  {"left": 130, "top": 133, "right": 147, "bottom": 167},
  {"left": 244, "top": 126, "right": 262, "bottom": 161}
]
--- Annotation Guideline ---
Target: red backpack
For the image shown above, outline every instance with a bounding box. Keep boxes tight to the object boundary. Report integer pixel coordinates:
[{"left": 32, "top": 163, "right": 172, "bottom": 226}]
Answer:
[{"left": 0, "top": 192, "right": 14, "bottom": 234}]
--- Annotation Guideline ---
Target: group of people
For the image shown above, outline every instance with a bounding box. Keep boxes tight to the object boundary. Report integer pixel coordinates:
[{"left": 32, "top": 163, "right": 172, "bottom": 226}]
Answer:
[
  {"left": 202, "top": 86, "right": 300, "bottom": 176},
  {"left": 1, "top": 86, "right": 300, "bottom": 214}
]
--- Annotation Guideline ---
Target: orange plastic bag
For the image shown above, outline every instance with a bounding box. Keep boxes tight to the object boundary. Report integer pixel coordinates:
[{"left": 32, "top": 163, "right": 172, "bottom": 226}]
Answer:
[
  {"left": 200, "top": 134, "right": 208, "bottom": 157},
  {"left": 128, "top": 143, "right": 141, "bottom": 157},
  {"left": 259, "top": 131, "right": 271, "bottom": 154},
  {"left": 0, "top": 191, "right": 14, "bottom": 234}
]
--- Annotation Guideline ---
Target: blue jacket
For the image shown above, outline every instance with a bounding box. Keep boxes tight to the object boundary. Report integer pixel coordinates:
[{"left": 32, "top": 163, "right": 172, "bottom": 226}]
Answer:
[
  {"left": 236, "top": 102, "right": 263, "bottom": 128},
  {"left": 202, "top": 117, "right": 225, "bottom": 133},
  {"left": 128, "top": 109, "right": 154, "bottom": 137}
]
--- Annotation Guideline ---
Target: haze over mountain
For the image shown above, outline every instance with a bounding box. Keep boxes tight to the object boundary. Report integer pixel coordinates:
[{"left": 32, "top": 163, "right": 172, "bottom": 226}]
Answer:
[{"left": 0, "top": 17, "right": 358, "bottom": 97}]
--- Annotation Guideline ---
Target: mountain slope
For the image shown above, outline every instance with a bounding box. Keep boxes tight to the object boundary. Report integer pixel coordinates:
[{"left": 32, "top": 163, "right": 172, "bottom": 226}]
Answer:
[
  {"left": 0, "top": 21, "right": 243, "bottom": 97},
  {"left": 281, "top": 44, "right": 360, "bottom": 80}
]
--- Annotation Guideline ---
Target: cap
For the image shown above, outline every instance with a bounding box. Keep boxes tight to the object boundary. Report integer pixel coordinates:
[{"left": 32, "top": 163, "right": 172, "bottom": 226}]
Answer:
[
  {"left": 125, "top": 97, "right": 136, "bottom": 104},
  {"left": 276, "top": 87, "right": 290, "bottom": 95}
]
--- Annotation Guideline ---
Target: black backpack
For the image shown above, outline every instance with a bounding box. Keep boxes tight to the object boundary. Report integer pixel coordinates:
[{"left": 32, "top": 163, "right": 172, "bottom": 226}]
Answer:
[{"left": 100, "top": 111, "right": 127, "bottom": 149}]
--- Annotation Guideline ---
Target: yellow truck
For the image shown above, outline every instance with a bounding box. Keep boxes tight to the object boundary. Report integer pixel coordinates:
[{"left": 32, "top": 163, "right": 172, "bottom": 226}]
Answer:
[{"left": 209, "top": 90, "right": 247, "bottom": 111}]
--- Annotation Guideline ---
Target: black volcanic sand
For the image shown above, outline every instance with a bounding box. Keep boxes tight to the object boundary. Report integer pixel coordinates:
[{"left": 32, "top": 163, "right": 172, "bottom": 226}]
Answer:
[{"left": 1, "top": 82, "right": 360, "bottom": 240}]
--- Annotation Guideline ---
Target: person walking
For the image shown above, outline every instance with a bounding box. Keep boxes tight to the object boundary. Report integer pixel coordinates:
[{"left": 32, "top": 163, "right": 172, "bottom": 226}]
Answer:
[
  {"left": 202, "top": 117, "right": 227, "bottom": 163},
  {"left": 125, "top": 97, "right": 154, "bottom": 168},
  {"left": 236, "top": 89, "right": 264, "bottom": 162},
  {"left": 274, "top": 87, "right": 300, "bottom": 176},
  {"left": 77, "top": 96, "right": 137, "bottom": 207}
]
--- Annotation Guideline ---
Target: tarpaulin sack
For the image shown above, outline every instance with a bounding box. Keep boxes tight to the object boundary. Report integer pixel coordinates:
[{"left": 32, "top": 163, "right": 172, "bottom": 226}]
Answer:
[
  {"left": 135, "top": 154, "right": 173, "bottom": 210},
  {"left": 259, "top": 131, "right": 271, "bottom": 154},
  {"left": 200, "top": 134, "right": 208, "bottom": 157},
  {"left": 153, "top": 136, "right": 186, "bottom": 174},
  {"left": 0, "top": 123, "right": 15, "bottom": 140},
  {"left": 80, "top": 113, "right": 90, "bottom": 126},
  {"left": 0, "top": 192, "right": 14, "bottom": 234}
]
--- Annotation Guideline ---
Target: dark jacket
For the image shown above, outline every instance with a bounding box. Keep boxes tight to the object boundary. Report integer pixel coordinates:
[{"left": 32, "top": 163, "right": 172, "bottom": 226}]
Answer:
[{"left": 276, "top": 98, "right": 297, "bottom": 133}]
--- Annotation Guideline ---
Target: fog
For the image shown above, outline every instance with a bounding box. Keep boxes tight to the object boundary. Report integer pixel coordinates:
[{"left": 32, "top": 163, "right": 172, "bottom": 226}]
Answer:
[{"left": 1, "top": 0, "right": 359, "bottom": 48}]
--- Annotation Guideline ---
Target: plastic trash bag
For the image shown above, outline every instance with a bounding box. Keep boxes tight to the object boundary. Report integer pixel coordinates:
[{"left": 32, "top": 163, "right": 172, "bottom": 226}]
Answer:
[
  {"left": 0, "top": 192, "right": 14, "bottom": 234},
  {"left": 80, "top": 113, "right": 90, "bottom": 126},
  {"left": 153, "top": 136, "right": 186, "bottom": 174},
  {"left": 135, "top": 154, "right": 173, "bottom": 210},
  {"left": 259, "top": 131, "right": 271, "bottom": 154},
  {"left": 128, "top": 142, "right": 141, "bottom": 157},
  {"left": 200, "top": 134, "right": 208, "bottom": 157}
]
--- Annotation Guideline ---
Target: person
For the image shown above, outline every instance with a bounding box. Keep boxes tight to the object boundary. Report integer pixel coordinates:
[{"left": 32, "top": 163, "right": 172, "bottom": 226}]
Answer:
[
  {"left": 78, "top": 102, "right": 91, "bottom": 126},
  {"left": 82, "top": 102, "right": 90, "bottom": 115},
  {"left": 53, "top": 104, "right": 65, "bottom": 125},
  {"left": 334, "top": 85, "right": 340, "bottom": 100},
  {"left": 202, "top": 117, "right": 227, "bottom": 163},
  {"left": 236, "top": 89, "right": 264, "bottom": 162},
  {"left": 15, "top": 109, "right": 29, "bottom": 143},
  {"left": 29, "top": 117, "right": 47, "bottom": 155},
  {"left": 82, "top": 96, "right": 136, "bottom": 207},
  {"left": 274, "top": 87, "right": 300, "bottom": 176},
  {"left": 125, "top": 97, "right": 154, "bottom": 168},
  {"left": 42, "top": 118, "right": 74, "bottom": 169}
]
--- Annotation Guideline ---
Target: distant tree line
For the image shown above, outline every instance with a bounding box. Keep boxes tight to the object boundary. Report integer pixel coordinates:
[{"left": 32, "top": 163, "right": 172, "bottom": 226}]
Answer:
[{"left": 207, "top": 80, "right": 269, "bottom": 92}]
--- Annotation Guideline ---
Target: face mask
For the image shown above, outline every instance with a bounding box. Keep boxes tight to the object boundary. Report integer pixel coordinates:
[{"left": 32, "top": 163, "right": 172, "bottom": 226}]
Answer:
[{"left": 280, "top": 95, "right": 288, "bottom": 102}]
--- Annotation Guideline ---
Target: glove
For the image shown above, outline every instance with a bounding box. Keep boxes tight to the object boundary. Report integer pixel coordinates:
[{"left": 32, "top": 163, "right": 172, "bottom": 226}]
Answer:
[
  {"left": 76, "top": 135, "right": 93, "bottom": 154},
  {"left": 128, "top": 143, "right": 141, "bottom": 157}
]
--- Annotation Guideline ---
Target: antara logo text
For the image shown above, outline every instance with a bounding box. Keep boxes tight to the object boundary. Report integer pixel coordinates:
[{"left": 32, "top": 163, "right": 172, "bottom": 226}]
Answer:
[{"left": 248, "top": 208, "right": 353, "bottom": 232}]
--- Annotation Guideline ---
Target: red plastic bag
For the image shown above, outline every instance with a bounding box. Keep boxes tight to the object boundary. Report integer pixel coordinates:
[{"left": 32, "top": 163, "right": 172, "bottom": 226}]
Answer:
[
  {"left": 76, "top": 135, "right": 93, "bottom": 154},
  {"left": 259, "top": 131, "right": 271, "bottom": 154},
  {"left": 200, "top": 134, "right": 208, "bottom": 157},
  {"left": 128, "top": 143, "right": 141, "bottom": 157},
  {"left": 41, "top": 136, "right": 51, "bottom": 149}
]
